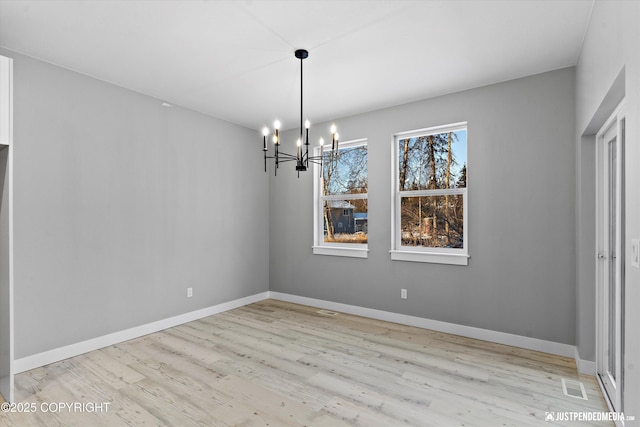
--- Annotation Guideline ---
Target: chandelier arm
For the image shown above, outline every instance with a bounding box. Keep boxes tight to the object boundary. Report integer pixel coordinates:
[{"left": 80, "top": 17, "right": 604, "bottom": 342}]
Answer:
[
  {"left": 277, "top": 157, "right": 299, "bottom": 163},
  {"left": 277, "top": 152, "right": 298, "bottom": 160}
]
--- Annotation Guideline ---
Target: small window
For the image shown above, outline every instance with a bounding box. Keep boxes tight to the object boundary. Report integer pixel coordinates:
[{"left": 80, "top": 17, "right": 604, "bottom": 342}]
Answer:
[
  {"left": 313, "top": 139, "right": 368, "bottom": 258},
  {"left": 391, "top": 123, "right": 468, "bottom": 265}
]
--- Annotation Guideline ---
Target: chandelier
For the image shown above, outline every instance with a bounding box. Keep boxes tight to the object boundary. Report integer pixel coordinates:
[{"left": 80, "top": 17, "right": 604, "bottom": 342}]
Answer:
[{"left": 262, "top": 49, "right": 338, "bottom": 176}]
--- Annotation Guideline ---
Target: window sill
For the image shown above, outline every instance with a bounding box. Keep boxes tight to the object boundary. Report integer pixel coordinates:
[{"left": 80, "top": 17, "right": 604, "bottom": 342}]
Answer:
[
  {"left": 313, "top": 246, "right": 369, "bottom": 259},
  {"left": 390, "top": 250, "right": 469, "bottom": 265}
]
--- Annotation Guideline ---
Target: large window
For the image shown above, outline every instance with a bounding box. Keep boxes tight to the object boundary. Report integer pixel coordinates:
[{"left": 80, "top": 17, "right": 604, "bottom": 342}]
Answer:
[
  {"left": 313, "top": 139, "right": 368, "bottom": 258},
  {"left": 391, "top": 123, "right": 468, "bottom": 265}
]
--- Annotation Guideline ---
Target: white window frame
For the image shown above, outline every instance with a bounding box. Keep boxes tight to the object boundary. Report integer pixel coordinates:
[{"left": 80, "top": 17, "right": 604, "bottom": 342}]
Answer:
[
  {"left": 390, "top": 122, "right": 469, "bottom": 265},
  {"left": 313, "top": 138, "right": 369, "bottom": 258}
]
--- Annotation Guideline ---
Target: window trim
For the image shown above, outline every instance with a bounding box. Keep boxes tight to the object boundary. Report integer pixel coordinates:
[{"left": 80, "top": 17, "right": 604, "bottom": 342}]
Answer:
[
  {"left": 390, "top": 123, "right": 469, "bottom": 265},
  {"left": 313, "top": 138, "right": 369, "bottom": 258}
]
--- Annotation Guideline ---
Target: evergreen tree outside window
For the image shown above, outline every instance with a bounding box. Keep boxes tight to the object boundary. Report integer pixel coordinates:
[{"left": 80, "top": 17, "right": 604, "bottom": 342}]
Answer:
[{"left": 392, "top": 123, "right": 468, "bottom": 265}]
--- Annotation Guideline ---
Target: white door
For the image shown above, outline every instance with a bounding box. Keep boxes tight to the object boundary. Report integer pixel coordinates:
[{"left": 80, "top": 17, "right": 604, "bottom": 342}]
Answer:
[
  {"left": 0, "top": 54, "right": 14, "bottom": 403},
  {"left": 596, "top": 101, "right": 625, "bottom": 413}
]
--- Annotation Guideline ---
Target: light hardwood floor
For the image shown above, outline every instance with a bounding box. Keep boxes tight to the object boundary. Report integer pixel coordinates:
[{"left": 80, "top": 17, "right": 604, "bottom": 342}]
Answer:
[{"left": 1, "top": 299, "right": 612, "bottom": 426}]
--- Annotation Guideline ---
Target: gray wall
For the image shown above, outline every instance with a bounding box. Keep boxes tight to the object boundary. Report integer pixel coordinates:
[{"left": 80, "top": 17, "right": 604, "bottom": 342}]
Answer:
[
  {"left": 575, "top": 0, "right": 640, "bottom": 419},
  {"left": 0, "top": 49, "right": 269, "bottom": 359},
  {"left": 270, "top": 67, "right": 576, "bottom": 345}
]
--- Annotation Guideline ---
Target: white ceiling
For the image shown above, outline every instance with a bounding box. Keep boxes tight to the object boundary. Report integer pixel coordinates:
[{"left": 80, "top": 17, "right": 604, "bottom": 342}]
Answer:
[{"left": 0, "top": 0, "right": 593, "bottom": 131}]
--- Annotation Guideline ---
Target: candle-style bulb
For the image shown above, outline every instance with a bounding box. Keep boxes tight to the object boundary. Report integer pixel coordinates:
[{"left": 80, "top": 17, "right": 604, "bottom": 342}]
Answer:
[
  {"left": 305, "top": 119, "right": 310, "bottom": 129},
  {"left": 334, "top": 133, "right": 339, "bottom": 141},
  {"left": 330, "top": 124, "right": 337, "bottom": 134},
  {"left": 262, "top": 127, "right": 269, "bottom": 136},
  {"left": 297, "top": 139, "right": 302, "bottom": 147},
  {"left": 272, "top": 135, "right": 278, "bottom": 143},
  {"left": 319, "top": 137, "right": 324, "bottom": 146},
  {"left": 273, "top": 120, "right": 281, "bottom": 130}
]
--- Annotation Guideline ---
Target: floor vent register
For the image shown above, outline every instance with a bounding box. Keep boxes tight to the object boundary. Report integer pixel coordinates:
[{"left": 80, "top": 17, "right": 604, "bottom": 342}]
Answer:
[
  {"left": 561, "top": 378, "right": 588, "bottom": 400},
  {"left": 316, "top": 309, "right": 338, "bottom": 316}
]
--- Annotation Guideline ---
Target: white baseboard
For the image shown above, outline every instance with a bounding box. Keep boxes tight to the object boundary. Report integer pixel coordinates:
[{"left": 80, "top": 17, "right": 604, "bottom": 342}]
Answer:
[
  {"left": 269, "top": 291, "right": 577, "bottom": 359},
  {"left": 15, "top": 290, "right": 587, "bottom": 377},
  {"left": 574, "top": 347, "right": 597, "bottom": 375},
  {"left": 14, "top": 291, "right": 270, "bottom": 374}
]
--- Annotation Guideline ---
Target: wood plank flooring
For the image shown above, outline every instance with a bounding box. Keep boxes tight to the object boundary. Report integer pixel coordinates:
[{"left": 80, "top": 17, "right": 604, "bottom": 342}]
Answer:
[{"left": 0, "top": 299, "right": 612, "bottom": 426}]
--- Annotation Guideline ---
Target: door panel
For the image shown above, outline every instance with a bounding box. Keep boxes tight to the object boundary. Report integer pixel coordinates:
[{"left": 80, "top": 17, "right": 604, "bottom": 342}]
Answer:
[{"left": 596, "top": 102, "right": 624, "bottom": 414}]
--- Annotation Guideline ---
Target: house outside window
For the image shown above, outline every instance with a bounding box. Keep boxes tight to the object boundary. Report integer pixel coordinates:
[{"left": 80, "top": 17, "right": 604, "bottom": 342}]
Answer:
[
  {"left": 391, "top": 123, "right": 468, "bottom": 265},
  {"left": 313, "top": 138, "right": 368, "bottom": 258}
]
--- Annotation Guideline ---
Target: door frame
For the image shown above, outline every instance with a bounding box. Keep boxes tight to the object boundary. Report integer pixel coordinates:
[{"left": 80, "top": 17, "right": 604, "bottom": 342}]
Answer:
[
  {"left": 0, "top": 54, "right": 14, "bottom": 403},
  {"left": 595, "top": 99, "right": 625, "bottom": 416}
]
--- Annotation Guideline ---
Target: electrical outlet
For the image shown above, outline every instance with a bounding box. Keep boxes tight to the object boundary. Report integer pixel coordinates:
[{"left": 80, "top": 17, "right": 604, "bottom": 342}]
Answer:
[
  {"left": 632, "top": 239, "right": 640, "bottom": 269},
  {"left": 401, "top": 289, "right": 407, "bottom": 299},
  {"left": 187, "top": 287, "right": 193, "bottom": 298}
]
